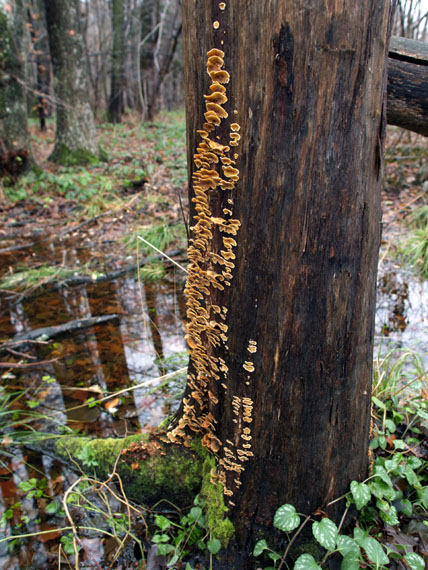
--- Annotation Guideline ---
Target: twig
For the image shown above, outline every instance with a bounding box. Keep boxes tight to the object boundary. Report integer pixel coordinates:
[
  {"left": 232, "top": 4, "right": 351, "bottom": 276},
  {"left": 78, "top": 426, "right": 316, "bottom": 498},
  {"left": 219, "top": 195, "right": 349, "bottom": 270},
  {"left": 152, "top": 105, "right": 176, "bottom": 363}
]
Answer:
[
  {"left": 4, "top": 347, "right": 37, "bottom": 360},
  {"left": 137, "top": 236, "right": 188, "bottom": 273},
  {"left": 0, "top": 357, "right": 59, "bottom": 369},
  {"left": 278, "top": 514, "right": 312, "bottom": 570}
]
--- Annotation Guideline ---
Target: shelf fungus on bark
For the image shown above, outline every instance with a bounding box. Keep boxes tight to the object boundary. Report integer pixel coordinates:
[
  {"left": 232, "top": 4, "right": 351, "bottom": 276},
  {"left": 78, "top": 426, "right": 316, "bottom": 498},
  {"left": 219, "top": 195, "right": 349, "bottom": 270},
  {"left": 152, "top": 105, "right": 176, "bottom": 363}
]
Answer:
[{"left": 168, "top": 43, "right": 254, "bottom": 506}]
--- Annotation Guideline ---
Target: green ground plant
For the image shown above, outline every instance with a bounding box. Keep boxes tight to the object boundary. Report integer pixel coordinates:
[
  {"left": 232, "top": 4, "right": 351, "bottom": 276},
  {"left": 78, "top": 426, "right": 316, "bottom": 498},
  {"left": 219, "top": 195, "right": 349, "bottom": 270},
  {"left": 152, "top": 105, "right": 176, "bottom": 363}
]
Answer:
[
  {"left": 397, "top": 206, "right": 428, "bottom": 279},
  {"left": 253, "top": 346, "right": 428, "bottom": 570}
]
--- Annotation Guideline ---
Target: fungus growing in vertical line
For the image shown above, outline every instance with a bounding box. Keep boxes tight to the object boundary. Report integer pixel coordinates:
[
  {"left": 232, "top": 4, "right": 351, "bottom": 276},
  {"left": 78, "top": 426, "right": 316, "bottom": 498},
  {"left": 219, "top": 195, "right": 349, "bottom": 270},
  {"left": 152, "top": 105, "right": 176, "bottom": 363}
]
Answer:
[
  {"left": 209, "top": 82, "right": 226, "bottom": 93},
  {"left": 204, "top": 91, "right": 228, "bottom": 105},
  {"left": 206, "top": 102, "right": 228, "bottom": 119},
  {"left": 210, "top": 70, "right": 230, "bottom": 84},
  {"left": 213, "top": 20, "right": 220, "bottom": 29},
  {"left": 243, "top": 361, "right": 255, "bottom": 372},
  {"left": 219, "top": 2, "right": 226, "bottom": 9},
  {"left": 207, "top": 56, "right": 224, "bottom": 73},
  {"left": 230, "top": 133, "right": 241, "bottom": 146},
  {"left": 222, "top": 165, "right": 239, "bottom": 179},
  {"left": 204, "top": 111, "right": 221, "bottom": 126},
  {"left": 247, "top": 340, "right": 257, "bottom": 353}
]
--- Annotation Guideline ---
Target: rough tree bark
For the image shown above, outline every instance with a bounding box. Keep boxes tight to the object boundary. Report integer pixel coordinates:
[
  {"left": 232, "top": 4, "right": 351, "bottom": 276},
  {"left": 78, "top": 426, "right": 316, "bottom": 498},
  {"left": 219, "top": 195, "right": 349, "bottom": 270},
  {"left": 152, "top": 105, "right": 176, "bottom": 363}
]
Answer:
[
  {"left": 0, "top": 0, "right": 33, "bottom": 177},
  {"left": 174, "top": 1, "right": 393, "bottom": 566},
  {"left": 387, "top": 36, "right": 428, "bottom": 136},
  {"left": 108, "top": 0, "right": 126, "bottom": 124},
  {"left": 44, "top": 0, "right": 100, "bottom": 164}
]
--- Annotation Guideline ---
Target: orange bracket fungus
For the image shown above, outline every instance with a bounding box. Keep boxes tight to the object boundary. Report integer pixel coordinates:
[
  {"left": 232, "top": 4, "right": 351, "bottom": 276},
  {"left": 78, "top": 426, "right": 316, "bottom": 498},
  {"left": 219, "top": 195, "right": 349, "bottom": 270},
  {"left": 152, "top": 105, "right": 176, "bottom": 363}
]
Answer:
[{"left": 167, "top": 41, "right": 254, "bottom": 506}]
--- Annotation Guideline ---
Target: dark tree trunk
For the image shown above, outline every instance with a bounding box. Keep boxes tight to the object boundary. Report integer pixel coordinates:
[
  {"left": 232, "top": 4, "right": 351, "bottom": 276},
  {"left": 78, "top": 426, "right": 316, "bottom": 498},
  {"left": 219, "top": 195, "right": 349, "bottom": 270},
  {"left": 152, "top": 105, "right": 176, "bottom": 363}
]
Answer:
[
  {"left": 0, "top": 0, "right": 33, "bottom": 178},
  {"left": 387, "top": 36, "right": 428, "bottom": 136},
  {"left": 175, "top": 1, "right": 393, "bottom": 567},
  {"left": 44, "top": 0, "right": 100, "bottom": 164},
  {"left": 108, "top": 0, "right": 126, "bottom": 124}
]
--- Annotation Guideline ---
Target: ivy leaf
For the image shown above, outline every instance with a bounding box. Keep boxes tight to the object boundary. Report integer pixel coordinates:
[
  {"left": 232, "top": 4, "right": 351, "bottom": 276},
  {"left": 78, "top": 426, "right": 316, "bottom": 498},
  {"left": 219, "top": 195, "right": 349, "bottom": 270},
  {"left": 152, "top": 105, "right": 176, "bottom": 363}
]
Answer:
[
  {"left": 378, "top": 503, "right": 399, "bottom": 526},
  {"left": 404, "top": 465, "right": 421, "bottom": 489},
  {"left": 268, "top": 552, "right": 281, "bottom": 563},
  {"left": 369, "top": 479, "right": 396, "bottom": 501},
  {"left": 207, "top": 538, "right": 221, "bottom": 555},
  {"left": 273, "top": 504, "right": 300, "bottom": 532},
  {"left": 406, "top": 457, "right": 422, "bottom": 470},
  {"left": 340, "top": 551, "right": 361, "bottom": 570},
  {"left": 253, "top": 539, "right": 268, "bottom": 557},
  {"left": 399, "top": 499, "right": 413, "bottom": 516},
  {"left": 418, "top": 487, "right": 428, "bottom": 509},
  {"left": 294, "top": 553, "right": 322, "bottom": 570},
  {"left": 359, "top": 537, "right": 389, "bottom": 566},
  {"left": 154, "top": 515, "right": 172, "bottom": 531},
  {"left": 336, "top": 535, "right": 360, "bottom": 557},
  {"left": 404, "top": 552, "right": 425, "bottom": 570},
  {"left": 189, "top": 507, "right": 202, "bottom": 521},
  {"left": 312, "top": 518, "right": 337, "bottom": 551},
  {"left": 350, "top": 481, "right": 371, "bottom": 510},
  {"left": 45, "top": 500, "right": 61, "bottom": 515},
  {"left": 384, "top": 419, "right": 396, "bottom": 433},
  {"left": 157, "top": 543, "right": 175, "bottom": 557},
  {"left": 374, "top": 466, "right": 393, "bottom": 487}
]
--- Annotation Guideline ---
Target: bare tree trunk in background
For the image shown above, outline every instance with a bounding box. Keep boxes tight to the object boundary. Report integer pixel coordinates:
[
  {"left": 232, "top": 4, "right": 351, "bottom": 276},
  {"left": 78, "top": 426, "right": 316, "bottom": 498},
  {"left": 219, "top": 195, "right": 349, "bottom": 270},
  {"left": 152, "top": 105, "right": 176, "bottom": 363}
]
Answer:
[
  {"left": 27, "top": 0, "right": 51, "bottom": 132},
  {"left": 108, "top": 0, "right": 126, "bottom": 123},
  {"left": 175, "top": 1, "right": 394, "bottom": 566},
  {"left": 394, "top": 0, "right": 428, "bottom": 39},
  {"left": 44, "top": 0, "right": 100, "bottom": 165},
  {"left": 146, "top": 0, "right": 182, "bottom": 120},
  {"left": 0, "top": 0, "right": 33, "bottom": 178},
  {"left": 138, "top": 0, "right": 182, "bottom": 120}
]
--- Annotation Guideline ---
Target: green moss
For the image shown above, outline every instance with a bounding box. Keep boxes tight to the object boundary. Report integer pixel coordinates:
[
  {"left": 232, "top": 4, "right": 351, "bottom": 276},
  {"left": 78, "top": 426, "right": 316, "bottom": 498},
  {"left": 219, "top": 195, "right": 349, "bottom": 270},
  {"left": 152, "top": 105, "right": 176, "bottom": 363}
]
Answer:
[
  {"left": 50, "top": 144, "right": 101, "bottom": 166},
  {"left": 200, "top": 454, "right": 234, "bottom": 546},
  {"left": 56, "top": 434, "right": 203, "bottom": 507}
]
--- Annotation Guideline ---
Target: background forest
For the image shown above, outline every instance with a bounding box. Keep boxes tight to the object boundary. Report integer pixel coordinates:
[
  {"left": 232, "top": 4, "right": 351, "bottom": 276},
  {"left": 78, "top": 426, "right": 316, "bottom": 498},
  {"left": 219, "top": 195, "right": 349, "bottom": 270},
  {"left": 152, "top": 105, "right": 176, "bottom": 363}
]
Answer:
[{"left": 0, "top": 1, "right": 427, "bottom": 569}]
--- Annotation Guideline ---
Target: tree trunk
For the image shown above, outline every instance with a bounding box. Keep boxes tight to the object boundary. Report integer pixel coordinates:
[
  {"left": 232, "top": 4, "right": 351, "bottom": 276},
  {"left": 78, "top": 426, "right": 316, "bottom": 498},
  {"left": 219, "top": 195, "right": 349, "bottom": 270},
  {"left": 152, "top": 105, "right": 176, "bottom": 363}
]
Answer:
[
  {"left": 0, "top": 0, "right": 33, "bottom": 178},
  {"left": 108, "top": 0, "right": 126, "bottom": 124},
  {"left": 44, "top": 0, "right": 100, "bottom": 165},
  {"left": 387, "top": 36, "right": 428, "bottom": 136},
  {"left": 27, "top": 0, "right": 52, "bottom": 132},
  {"left": 176, "top": 1, "right": 393, "bottom": 566}
]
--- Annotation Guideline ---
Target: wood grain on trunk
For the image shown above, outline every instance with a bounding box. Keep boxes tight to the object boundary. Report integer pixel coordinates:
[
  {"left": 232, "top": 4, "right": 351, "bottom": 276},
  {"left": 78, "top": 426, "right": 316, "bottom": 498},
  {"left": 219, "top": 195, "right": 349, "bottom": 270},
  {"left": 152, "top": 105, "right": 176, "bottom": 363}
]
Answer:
[{"left": 179, "top": 1, "right": 393, "bottom": 565}]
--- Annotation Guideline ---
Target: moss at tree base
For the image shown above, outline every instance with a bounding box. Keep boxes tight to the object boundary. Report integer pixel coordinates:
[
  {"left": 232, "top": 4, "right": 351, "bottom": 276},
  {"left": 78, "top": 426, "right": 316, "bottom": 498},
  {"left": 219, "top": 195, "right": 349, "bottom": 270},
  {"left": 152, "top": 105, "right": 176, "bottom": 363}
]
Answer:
[
  {"left": 200, "top": 454, "right": 234, "bottom": 546},
  {"left": 56, "top": 434, "right": 203, "bottom": 507},
  {"left": 49, "top": 144, "right": 103, "bottom": 166}
]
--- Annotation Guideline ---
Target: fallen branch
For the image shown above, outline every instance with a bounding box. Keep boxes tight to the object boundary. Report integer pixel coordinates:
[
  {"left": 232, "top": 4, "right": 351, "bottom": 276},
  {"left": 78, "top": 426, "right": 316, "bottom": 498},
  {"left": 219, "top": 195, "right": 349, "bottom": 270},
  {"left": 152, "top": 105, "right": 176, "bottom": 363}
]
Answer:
[
  {"left": 0, "top": 357, "right": 59, "bottom": 368},
  {"left": 0, "top": 314, "right": 119, "bottom": 351}
]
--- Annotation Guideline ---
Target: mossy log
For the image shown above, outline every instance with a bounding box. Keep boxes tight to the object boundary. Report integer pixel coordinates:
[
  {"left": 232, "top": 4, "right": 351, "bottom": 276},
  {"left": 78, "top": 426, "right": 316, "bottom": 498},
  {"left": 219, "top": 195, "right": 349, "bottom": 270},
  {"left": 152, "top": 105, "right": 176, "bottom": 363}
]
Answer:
[
  {"left": 47, "top": 432, "right": 234, "bottom": 546},
  {"left": 54, "top": 434, "right": 203, "bottom": 508}
]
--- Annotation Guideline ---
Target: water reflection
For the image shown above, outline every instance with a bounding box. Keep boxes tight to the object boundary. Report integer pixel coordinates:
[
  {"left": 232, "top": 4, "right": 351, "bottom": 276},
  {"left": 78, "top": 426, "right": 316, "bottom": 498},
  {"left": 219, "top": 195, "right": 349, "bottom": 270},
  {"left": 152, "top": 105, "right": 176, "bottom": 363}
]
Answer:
[
  {"left": 1, "top": 236, "right": 427, "bottom": 567},
  {"left": 376, "top": 261, "right": 428, "bottom": 367}
]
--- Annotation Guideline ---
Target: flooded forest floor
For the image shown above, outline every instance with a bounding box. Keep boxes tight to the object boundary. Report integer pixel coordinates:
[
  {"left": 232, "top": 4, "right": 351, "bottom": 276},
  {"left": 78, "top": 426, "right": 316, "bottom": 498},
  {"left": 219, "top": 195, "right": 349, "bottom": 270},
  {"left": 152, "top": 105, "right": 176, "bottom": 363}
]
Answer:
[{"left": 0, "top": 114, "right": 427, "bottom": 569}]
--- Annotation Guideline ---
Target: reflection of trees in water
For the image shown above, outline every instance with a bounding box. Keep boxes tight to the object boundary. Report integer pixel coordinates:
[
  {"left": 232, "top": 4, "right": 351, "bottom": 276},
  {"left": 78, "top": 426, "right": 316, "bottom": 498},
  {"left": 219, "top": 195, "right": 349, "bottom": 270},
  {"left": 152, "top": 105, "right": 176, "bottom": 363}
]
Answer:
[{"left": 377, "top": 271, "right": 409, "bottom": 333}]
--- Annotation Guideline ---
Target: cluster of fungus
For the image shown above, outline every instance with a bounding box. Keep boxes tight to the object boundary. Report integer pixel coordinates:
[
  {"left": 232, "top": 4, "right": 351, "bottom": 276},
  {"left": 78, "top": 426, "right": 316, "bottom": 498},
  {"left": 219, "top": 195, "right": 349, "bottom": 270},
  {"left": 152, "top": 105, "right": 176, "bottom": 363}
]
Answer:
[{"left": 166, "top": 8, "right": 256, "bottom": 506}]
